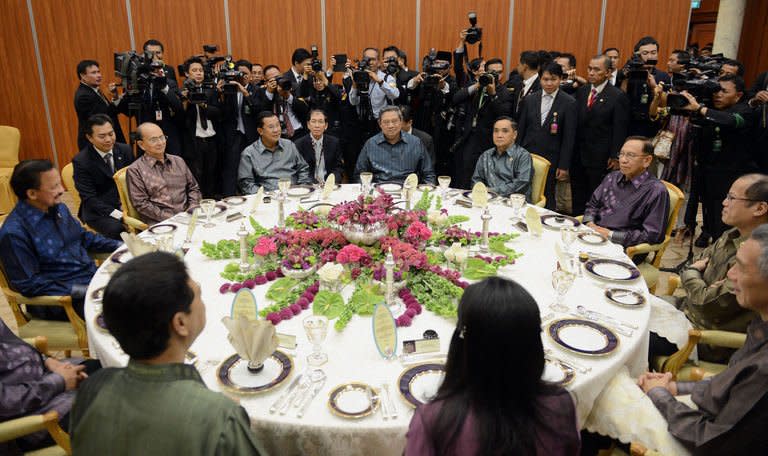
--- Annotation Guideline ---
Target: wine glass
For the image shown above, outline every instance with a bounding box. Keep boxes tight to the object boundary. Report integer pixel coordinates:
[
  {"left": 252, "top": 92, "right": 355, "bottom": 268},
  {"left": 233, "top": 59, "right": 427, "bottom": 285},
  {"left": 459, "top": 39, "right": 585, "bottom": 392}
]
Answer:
[
  {"left": 303, "top": 315, "right": 329, "bottom": 366},
  {"left": 278, "top": 178, "right": 291, "bottom": 196},
  {"left": 360, "top": 172, "right": 373, "bottom": 195},
  {"left": 438, "top": 175, "right": 451, "bottom": 199},
  {"left": 550, "top": 269, "right": 575, "bottom": 313},
  {"left": 508, "top": 193, "right": 526, "bottom": 220},
  {"left": 560, "top": 226, "right": 577, "bottom": 255},
  {"left": 199, "top": 199, "right": 216, "bottom": 228}
]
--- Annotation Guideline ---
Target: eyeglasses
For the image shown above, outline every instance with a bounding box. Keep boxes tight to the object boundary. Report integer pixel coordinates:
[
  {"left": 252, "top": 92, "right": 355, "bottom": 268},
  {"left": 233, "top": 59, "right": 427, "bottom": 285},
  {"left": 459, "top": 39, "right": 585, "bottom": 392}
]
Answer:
[
  {"left": 618, "top": 151, "right": 648, "bottom": 159},
  {"left": 143, "top": 135, "right": 168, "bottom": 145},
  {"left": 725, "top": 193, "right": 760, "bottom": 203}
]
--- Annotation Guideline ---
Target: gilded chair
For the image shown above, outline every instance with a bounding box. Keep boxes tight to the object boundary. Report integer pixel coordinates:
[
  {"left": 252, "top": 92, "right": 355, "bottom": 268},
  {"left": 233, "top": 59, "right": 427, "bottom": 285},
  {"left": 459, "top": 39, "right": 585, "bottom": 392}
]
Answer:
[
  {"left": 0, "top": 411, "right": 71, "bottom": 456},
  {"left": 0, "top": 126, "right": 21, "bottom": 215},
  {"left": 60, "top": 163, "right": 95, "bottom": 233},
  {"left": 530, "top": 153, "right": 550, "bottom": 208},
  {"left": 626, "top": 181, "right": 685, "bottom": 293},
  {"left": 0, "top": 260, "right": 88, "bottom": 357},
  {"left": 112, "top": 167, "right": 148, "bottom": 234}
]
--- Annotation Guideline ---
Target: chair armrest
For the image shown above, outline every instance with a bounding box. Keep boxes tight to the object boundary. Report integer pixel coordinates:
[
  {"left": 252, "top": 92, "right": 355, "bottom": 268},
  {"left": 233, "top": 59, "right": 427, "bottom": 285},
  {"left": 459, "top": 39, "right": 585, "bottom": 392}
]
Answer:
[
  {"left": 535, "top": 197, "right": 546, "bottom": 207},
  {"left": 10, "top": 293, "right": 87, "bottom": 354},
  {"left": 123, "top": 215, "right": 148, "bottom": 231},
  {"left": 667, "top": 274, "right": 681, "bottom": 295},
  {"left": 699, "top": 330, "right": 747, "bottom": 349},
  {"left": 630, "top": 441, "right": 662, "bottom": 456},
  {"left": 22, "top": 335, "right": 48, "bottom": 354},
  {"left": 626, "top": 242, "right": 665, "bottom": 257},
  {"left": 661, "top": 328, "right": 702, "bottom": 376}
]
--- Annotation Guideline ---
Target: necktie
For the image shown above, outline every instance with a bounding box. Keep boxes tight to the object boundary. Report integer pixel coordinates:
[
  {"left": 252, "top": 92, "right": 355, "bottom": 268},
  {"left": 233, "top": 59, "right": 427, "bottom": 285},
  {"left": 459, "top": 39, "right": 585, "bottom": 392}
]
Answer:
[
  {"left": 313, "top": 140, "right": 325, "bottom": 183},
  {"left": 587, "top": 88, "right": 598, "bottom": 109},
  {"left": 541, "top": 94, "right": 553, "bottom": 126},
  {"left": 275, "top": 98, "right": 295, "bottom": 138},
  {"left": 197, "top": 105, "right": 209, "bottom": 130},
  {"left": 104, "top": 152, "right": 114, "bottom": 174}
]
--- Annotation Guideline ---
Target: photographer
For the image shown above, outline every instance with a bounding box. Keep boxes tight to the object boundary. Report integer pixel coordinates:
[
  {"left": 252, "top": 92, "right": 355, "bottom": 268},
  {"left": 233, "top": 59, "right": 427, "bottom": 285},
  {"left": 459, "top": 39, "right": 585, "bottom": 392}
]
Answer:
[
  {"left": 283, "top": 48, "right": 313, "bottom": 91},
  {"left": 682, "top": 74, "right": 757, "bottom": 244},
  {"left": 748, "top": 70, "right": 768, "bottom": 172},
  {"left": 219, "top": 59, "right": 261, "bottom": 196},
  {"left": 74, "top": 59, "right": 127, "bottom": 149},
  {"left": 180, "top": 57, "right": 221, "bottom": 198},
  {"left": 451, "top": 58, "right": 513, "bottom": 189},
  {"left": 382, "top": 45, "right": 418, "bottom": 106},
  {"left": 297, "top": 69, "right": 343, "bottom": 138},
  {"left": 619, "top": 36, "right": 671, "bottom": 137},
  {"left": 554, "top": 53, "right": 586, "bottom": 95},
  {"left": 347, "top": 47, "right": 401, "bottom": 132},
  {"left": 142, "top": 39, "right": 178, "bottom": 88},
  {"left": 260, "top": 65, "right": 309, "bottom": 140}
]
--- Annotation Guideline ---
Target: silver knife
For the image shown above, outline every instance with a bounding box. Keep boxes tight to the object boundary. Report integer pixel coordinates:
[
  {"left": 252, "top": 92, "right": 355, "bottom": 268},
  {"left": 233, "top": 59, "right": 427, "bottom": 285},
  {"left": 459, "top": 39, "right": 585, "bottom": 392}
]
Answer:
[
  {"left": 570, "top": 311, "right": 633, "bottom": 337},
  {"left": 297, "top": 377, "right": 326, "bottom": 418},
  {"left": 269, "top": 372, "right": 303, "bottom": 414},
  {"left": 578, "top": 306, "right": 639, "bottom": 329},
  {"left": 383, "top": 383, "right": 398, "bottom": 419}
]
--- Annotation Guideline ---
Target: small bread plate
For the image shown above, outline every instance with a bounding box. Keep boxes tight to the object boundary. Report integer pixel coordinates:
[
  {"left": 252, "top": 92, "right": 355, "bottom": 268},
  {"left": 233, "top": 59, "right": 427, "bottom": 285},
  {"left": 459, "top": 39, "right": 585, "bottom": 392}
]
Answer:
[
  {"left": 605, "top": 288, "right": 646, "bottom": 308},
  {"left": 94, "top": 313, "right": 109, "bottom": 333},
  {"left": 110, "top": 249, "right": 132, "bottom": 264},
  {"left": 328, "top": 382, "right": 380, "bottom": 419},
  {"left": 286, "top": 185, "right": 315, "bottom": 198},
  {"left": 541, "top": 214, "right": 581, "bottom": 229},
  {"left": 217, "top": 351, "right": 293, "bottom": 394},
  {"left": 223, "top": 196, "right": 247, "bottom": 206},
  {"left": 585, "top": 258, "right": 641, "bottom": 282},
  {"left": 418, "top": 184, "right": 436, "bottom": 192},
  {"left": 90, "top": 286, "right": 105, "bottom": 302},
  {"left": 543, "top": 358, "right": 576, "bottom": 386},
  {"left": 460, "top": 190, "right": 500, "bottom": 202},
  {"left": 187, "top": 203, "right": 227, "bottom": 217},
  {"left": 398, "top": 363, "right": 446, "bottom": 408},
  {"left": 578, "top": 231, "right": 607, "bottom": 245},
  {"left": 376, "top": 182, "right": 403, "bottom": 194},
  {"left": 548, "top": 319, "right": 619, "bottom": 357},
  {"left": 147, "top": 223, "right": 177, "bottom": 235}
]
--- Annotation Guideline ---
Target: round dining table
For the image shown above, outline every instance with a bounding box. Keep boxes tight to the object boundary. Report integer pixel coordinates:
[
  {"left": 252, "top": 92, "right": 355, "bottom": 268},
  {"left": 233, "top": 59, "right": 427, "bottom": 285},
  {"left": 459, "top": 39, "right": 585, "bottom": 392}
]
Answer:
[{"left": 85, "top": 184, "right": 650, "bottom": 456}]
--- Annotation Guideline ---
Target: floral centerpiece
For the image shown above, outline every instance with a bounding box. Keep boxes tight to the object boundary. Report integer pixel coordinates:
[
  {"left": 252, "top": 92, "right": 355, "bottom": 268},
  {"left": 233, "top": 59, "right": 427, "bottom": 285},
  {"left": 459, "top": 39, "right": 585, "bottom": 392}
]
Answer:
[{"left": 328, "top": 191, "right": 392, "bottom": 245}]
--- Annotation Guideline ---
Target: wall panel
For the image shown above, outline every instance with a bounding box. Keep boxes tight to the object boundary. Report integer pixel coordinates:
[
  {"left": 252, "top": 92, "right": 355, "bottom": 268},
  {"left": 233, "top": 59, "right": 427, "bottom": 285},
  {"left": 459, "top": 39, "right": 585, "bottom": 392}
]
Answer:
[
  {"left": 32, "top": 0, "right": 131, "bottom": 166},
  {"left": 230, "top": 0, "right": 322, "bottom": 71},
  {"left": 326, "top": 0, "right": 416, "bottom": 70},
  {"left": 602, "top": 0, "right": 691, "bottom": 70},
  {"left": 419, "top": 0, "right": 509, "bottom": 70},
  {"left": 511, "top": 0, "right": 602, "bottom": 75},
  {"left": 130, "top": 0, "right": 227, "bottom": 76},
  {"left": 737, "top": 0, "right": 768, "bottom": 88},
  {"left": 0, "top": 0, "right": 51, "bottom": 162}
]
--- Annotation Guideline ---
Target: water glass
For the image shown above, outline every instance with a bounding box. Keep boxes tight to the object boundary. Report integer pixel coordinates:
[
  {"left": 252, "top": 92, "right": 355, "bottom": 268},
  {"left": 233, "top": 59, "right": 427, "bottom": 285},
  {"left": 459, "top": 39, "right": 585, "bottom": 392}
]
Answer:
[
  {"left": 560, "top": 226, "right": 577, "bottom": 255},
  {"left": 200, "top": 199, "right": 216, "bottom": 228},
  {"left": 303, "top": 315, "right": 329, "bottom": 366},
  {"left": 438, "top": 175, "right": 451, "bottom": 198},
  {"left": 278, "top": 178, "right": 292, "bottom": 196},
  {"left": 508, "top": 193, "right": 526, "bottom": 220},
  {"left": 550, "top": 269, "right": 575, "bottom": 313}
]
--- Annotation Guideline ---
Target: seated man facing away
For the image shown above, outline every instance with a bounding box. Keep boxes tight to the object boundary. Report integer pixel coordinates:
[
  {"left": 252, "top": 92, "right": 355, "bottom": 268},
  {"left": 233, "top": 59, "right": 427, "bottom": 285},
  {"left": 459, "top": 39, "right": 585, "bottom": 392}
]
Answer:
[
  {"left": 126, "top": 122, "right": 201, "bottom": 225},
  {"left": 639, "top": 224, "right": 768, "bottom": 454},
  {"left": 238, "top": 111, "right": 312, "bottom": 193},
  {"left": 0, "top": 160, "right": 121, "bottom": 319},
  {"left": 471, "top": 116, "right": 533, "bottom": 199},
  {"left": 72, "top": 113, "right": 134, "bottom": 239},
  {"left": 353, "top": 106, "right": 436, "bottom": 185},
  {"left": 651, "top": 174, "right": 767, "bottom": 363},
  {"left": 70, "top": 252, "right": 265, "bottom": 455},
  {"left": 583, "top": 136, "right": 669, "bottom": 247}
]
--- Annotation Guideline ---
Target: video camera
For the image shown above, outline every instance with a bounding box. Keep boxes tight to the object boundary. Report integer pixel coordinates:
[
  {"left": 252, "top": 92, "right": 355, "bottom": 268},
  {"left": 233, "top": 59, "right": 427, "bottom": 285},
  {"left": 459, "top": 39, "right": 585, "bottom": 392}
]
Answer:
[
  {"left": 310, "top": 45, "right": 323, "bottom": 72},
  {"left": 183, "top": 78, "right": 215, "bottom": 104},
  {"left": 384, "top": 57, "right": 399, "bottom": 76},
  {"left": 666, "top": 75, "right": 722, "bottom": 112},
  {"left": 623, "top": 53, "right": 659, "bottom": 81},
  {"left": 478, "top": 72, "right": 498, "bottom": 87},
  {"left": 352, "top": 57, "right": 374, "bottom": 92},
  {"left": 465, "top": 12, "right": 482, "bottom": 45},
  {"left": 420, "top": 49, "right": 451, "bottom": 90},
  {"left": 114, "top": 50, "right": 166, "bottom": 98}
]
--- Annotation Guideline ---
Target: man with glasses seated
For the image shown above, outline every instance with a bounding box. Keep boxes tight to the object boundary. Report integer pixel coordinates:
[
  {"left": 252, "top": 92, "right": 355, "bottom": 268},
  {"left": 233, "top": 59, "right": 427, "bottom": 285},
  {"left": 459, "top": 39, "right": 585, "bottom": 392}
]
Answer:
[
  {"left": 582, "top": 136, "right": 669, "bottom": 247},
  {"left": 353, "top": 106, "right": 436, "bottom": 185},
  {"left": 126, "top": 122, "right": 201, "bottom": 225}
]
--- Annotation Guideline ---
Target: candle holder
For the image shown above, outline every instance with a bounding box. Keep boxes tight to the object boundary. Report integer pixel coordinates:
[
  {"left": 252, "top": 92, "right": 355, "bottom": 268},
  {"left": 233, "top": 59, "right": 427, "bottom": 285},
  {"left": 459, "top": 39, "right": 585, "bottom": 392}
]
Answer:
[
  {"left": 480, "top": 207, "right": 492, "bottom": 252},
  {"left": 403, "top": 183, "right": 413, "bottom": 211},
  {"left": 384, "top": 247, "right": 401, "bottom": 313},
  {"left": 237, "top": 221, "right": 250, "bottom": 272}
]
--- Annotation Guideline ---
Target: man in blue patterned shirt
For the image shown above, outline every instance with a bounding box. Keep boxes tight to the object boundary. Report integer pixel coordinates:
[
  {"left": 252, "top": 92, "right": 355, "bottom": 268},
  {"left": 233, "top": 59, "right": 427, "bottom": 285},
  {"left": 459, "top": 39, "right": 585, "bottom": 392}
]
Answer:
[
  {"left": 353, "top": 106, "right": 436, "bottom": 185},
  {"left": 471, "top": 117, "right": 533, "bottom": 198},
  {"left": 0, "top": 160, "right": 121, "bottom": 319}
]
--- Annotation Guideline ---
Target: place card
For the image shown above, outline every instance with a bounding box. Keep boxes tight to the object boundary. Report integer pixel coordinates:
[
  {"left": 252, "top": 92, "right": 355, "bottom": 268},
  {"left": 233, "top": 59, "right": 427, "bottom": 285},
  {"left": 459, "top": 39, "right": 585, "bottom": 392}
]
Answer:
[
  {"left": 372, "top": 304, "right": 397, "bottom": 359},
  {"left": 231, "top": 288, "right": 258, "bottom": 320},
  {"left": 276, "top": 333, "right": 297, "bottom": 349},
  {"left": 402, "top": 337, "right": 440, "bottom": 354}
]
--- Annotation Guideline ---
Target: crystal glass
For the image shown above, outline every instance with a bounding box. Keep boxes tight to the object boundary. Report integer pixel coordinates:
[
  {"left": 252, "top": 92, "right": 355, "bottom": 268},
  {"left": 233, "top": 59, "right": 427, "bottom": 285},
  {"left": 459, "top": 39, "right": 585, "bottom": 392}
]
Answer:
[
  {"left": 508, "top": 193, "right": 526, "bottom": 220},
  {"left": 360, "top": 172, "right": 373, "bottom": 194},
  {"left": 438, "top": 175, "right": 451, "bottom": 198},
  {"left": 550, "top": 269, "right": 575, "bottom": 313},
  {"left": 303, "top": 315, "right": 329, "bottom": 366},
  {"left": 155, "top": 233, "right": 174, "bottom": 252},
  {"left": 278, "top": 178, "right": 291, "bottom": 196},
  {"left": 560, "top": 226, "right": 577, "bottom": 255},
  {"left": 199, "top": 199, "right": 216, "bottom": 228}
]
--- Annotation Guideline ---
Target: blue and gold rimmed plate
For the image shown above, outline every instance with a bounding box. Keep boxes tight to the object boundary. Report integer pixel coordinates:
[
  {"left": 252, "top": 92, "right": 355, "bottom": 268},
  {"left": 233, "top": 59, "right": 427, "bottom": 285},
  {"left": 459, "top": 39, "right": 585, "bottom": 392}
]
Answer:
[
  {"left": 217, "top": 351, "right": 293, "bottom": 394},
  {"left": 110, "top": 249, "right": 132, "bottom": 264},
  {"left": 585, "top": 258, "right": 641, "bottom": 282},
  {"left": 328, "top": 382, "right": 379, "bottom": 419},
  {"left": 286, "top": 185, "right": 315, "bottom": 197},
  {"left": 418, "top": 184, "right": 436, "bottom": 191},
  {"left": 187, "top": 203, "right": 227, "bottom": 216},
  {"left": 223, "top": 196, "right": 247, "bottom": 206},
  {"left": 376, "top": 182, "right": 403, "bottom": 194},
  {"left": 541, "top": 214, "right": 581, "bottom": 229},
  {"left": 94, "top": 313, "right": 109, "bottom": 333},
  {"left": 605, "top": 288, "right": 646, "bottom": 308},
  {"left": 90, "top": 286, "right": 105, "bottom": 302},
  {"left": 543, "top": 358, "right": 576, "bottom": 386},
  {"left": 548, "top": 319, "right": 619, "bottom": 357},
  {"left": 577, "top": 231, "right": 607, "bottom": 245},
  {"left": 147, "top": 223, "right": 177, "bottom": 235},
  {"left": 398, "top": 363, "right": 446, "bottom": 408},
  {"left": 460, "top": 190, "right": 500, "bottom": 202}
]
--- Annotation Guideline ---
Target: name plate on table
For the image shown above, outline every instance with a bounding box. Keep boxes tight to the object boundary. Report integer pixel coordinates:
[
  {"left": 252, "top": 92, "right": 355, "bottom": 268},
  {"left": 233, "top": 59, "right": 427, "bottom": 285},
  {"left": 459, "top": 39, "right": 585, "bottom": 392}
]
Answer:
[
  {"left": 372, "top": 304, "right": 397, "bottom": 359},
  {"left": 276, "top": 333, "right": 297, "bottom": 349},
  {"left": 402, "top": 337, "right": 440, "bottom": 354},
  {"left": 231, "top": 289, "right": 258, "bottom": 320}
]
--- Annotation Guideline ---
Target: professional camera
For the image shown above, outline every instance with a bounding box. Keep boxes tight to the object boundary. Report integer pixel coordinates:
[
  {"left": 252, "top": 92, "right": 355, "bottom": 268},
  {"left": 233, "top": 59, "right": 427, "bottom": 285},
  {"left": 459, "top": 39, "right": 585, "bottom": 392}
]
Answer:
[
  {"left": 183, "top": 78, "right": 212, "bottom": 104},
  {"left": 478, "top": 72, "right": 498, "bottom": 87},
  {"left": 352, "top": 57, "right": 373, "bottom": 91},
  {"left": 623, "top": 54, "right": 658, "bottom": 81},
  {"left": 666, "top": 77, "right": 722, "bottom": 111},
  {"left": 420, "top": 50, "right": 450, "bottom": 91},
  {"left": 465, "top": 12, "right": 482, "bottom": 45},
  {"left": 310, "top": 45, "right": 323, "bottom": 73},
  {"left": 384, "top": 57, "right": 399, "bottom": 76},
  {"left": 688, "top": 54, "right": 725, "bottom": 77},
  {"left": 114, "top": 50, "right": 165, "bottom": 96},
  {"left": 276, "top": 76, "right": 294, "bottom": 91}
]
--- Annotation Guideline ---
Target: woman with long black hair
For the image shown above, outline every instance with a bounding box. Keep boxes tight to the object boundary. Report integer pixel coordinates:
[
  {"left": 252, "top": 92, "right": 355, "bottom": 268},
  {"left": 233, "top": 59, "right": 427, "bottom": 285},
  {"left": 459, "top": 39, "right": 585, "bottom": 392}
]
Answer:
[{"left": 404, "top": 277, "right": 580, "bottom": 455}]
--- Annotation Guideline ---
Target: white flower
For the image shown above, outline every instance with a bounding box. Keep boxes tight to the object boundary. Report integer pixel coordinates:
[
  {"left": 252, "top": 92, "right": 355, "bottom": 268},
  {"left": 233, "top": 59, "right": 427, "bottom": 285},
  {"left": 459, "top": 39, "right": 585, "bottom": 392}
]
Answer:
[
  {"left": 317, "top": 262, "right": 344, "bottom": 282},
  {"left": 427, "top": 210, "right": 449, "bottom": 227},
  {"left": 444, "top": 242, "right": 468, "bottom": 264}
]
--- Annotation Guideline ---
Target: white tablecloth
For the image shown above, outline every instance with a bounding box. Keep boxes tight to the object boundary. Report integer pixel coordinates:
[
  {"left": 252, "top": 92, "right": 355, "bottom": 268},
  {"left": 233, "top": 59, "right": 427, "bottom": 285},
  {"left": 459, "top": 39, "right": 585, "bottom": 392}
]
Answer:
[{"left": 85, "top": 185, "right": 651, "bottom": 455}]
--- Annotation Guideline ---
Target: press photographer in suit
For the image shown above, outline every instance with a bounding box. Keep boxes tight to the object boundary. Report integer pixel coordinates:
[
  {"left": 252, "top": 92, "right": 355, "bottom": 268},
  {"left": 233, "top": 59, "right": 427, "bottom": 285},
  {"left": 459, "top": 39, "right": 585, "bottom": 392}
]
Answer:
[
  {"left": 74, "top": 60, "right": 126, "bottom": 150},
  {"left": 294, "top": 109, "right": 344, "bottom": 184},
  {"left": 143, "top": 39, "right": 178, "bottom": 88},
  {"left": 72, "top": 114, "right": 134, "bottom": 239},
  {"left": 517, "top": 63, "right": 576, "bottom": 210}
]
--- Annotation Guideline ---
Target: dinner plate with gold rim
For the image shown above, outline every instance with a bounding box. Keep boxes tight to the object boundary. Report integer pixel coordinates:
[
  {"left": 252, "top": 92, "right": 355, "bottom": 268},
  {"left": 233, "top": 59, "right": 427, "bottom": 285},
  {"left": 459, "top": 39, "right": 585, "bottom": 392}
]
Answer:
[
  {"left": 187, "top": 203, "right": 227, "bottom": 216},
  {"left": 577, "top": 231, "right": 607, "bottom": 245},
  {"left": 376, "top": 182, "right": 403, "bottom": 194},
  {"left": 147, "top": 223, "right": 177, "bottom": 235},
  {"left": 398, "top": 363, "right": 446, "bottom": 408},
  {"left": 548, "top": 319, "right": 619, "bottom": 357},
  {"left": 223, "top": 196, "right": 247, "bottom": 206},
  {"left": 540, "top": 214, "right": 581, "bottom": 229},
  {"left": 605, "top": 288, "right": 646, "bottom": 308},
  {"left": 286, "top": 185, "right": 315, "bottom": 197},
  {"left": 543, "top": 358, "right": 576, "bottom": 386},
  {"left": 110, "top": 249, "right": 132, "bottom": 264},
  {"left": 95, "top": 313, "right": 109, "bottom": 333},
  {"left": 327, "top": 382, "right": 379, "bottom": 419},
  {"left": 217, "top": 351, "right": 293, "bottom": 394},
  {"left": 90, "top": 286, "right": 105, "bottom": 302},
  {"left": 460, "top": 190, "right": 500, "bottom": 202},
  {"left": 585, "top": 258, "right": 641, "bottom": 282}
]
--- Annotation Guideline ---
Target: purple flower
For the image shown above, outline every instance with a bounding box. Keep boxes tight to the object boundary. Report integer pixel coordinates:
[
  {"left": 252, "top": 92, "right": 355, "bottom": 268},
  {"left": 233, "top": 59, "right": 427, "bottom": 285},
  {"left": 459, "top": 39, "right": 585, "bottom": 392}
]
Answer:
[
  {"left": 265, "top": 271, "right": 278, "bottom": 281},
  {"left": 279, "top": 308, "right": 293, "bottom": 320},
  {"left": 405, "top": 308, "right": 417, "bottom": 318},
  {"left": 266, "top": 313, "right": 282, "bottom": 325},
  {"left": 219, "top": 283, "right": 231, "bottom": 294},
  {"left": 302, "top": 291, "right": 316, "bottom": 301},
  {"left": 296, "top": 297, "right": 310, "bottom": 309},
  {"left": 275, "top": 268, "right": 285, "bottom": 278},
  {"left": 254, "top": 275, "right": 268, "bottom": 285},
  {"left": 243, "top": 279, "right": 256, "bottom": 289},
  {"left": 290, "top": 303, "right": 302, "bottom": 315},
  {"left": 396, "top": 315, "right": 413, "bottom": 327},
  {"left": 230, "top": 283, "right": 243, "bottom": 293}
]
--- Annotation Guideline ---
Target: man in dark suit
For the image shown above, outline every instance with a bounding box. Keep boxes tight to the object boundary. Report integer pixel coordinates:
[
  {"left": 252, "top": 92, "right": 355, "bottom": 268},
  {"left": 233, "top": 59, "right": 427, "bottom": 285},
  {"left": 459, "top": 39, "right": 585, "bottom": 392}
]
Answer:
[
  {"left": 508, "top": 51, "right": 541, "bottom": 119},
  {"left": 294, "top": 109, "right": 343, "bottom": 184},
  {"left": 72, "top": 114, "right": 134, "bottom": 239},
  {"left": 517, "top": 62, "right": 577, "bottom": 210},
  {"left": 748, "top": 70, "right": 768, "bottom": 173},
  {"left": 400, "top": 105, "right": 435, "bottom": 165},
  {"left": 74, "top": 60, "right": 126, "bottom": 150},
  {"left": 142, "top": 39, "right": 178, "bottom": 88},
  {"left": 283, "top": 48, "right": 312, "bottom": 92},
  {"left": 571, "top": 54, "right": 630, "bottom": 215}
]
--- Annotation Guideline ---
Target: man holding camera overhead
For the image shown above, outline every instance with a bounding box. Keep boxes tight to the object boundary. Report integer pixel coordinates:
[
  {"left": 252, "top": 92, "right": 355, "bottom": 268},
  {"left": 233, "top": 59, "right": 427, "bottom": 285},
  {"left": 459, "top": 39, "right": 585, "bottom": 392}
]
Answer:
[
  {"left": 348, "top": 48, "right": 401, "bottom": 131},
  {"left": 619, "top": 36, "right": 671, "bottom": 137},
  {"left": 262, "top": 64, "right": 309, "bottom": 140}
]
